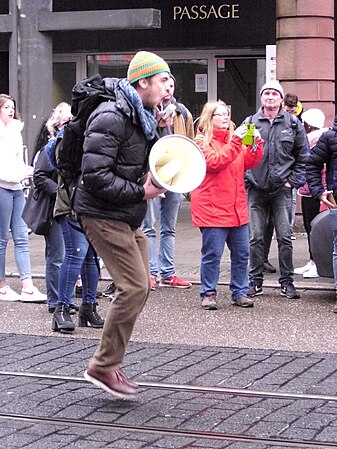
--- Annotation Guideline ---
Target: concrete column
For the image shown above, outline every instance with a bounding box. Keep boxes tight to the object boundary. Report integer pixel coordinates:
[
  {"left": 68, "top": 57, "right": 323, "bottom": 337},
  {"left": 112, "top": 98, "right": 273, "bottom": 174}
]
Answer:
[
  {"left": 276, "top": 0, "right": 335, "bottom": 124},
  {"left": 9, "top": 0, "right": 52, "bottom": 155}
]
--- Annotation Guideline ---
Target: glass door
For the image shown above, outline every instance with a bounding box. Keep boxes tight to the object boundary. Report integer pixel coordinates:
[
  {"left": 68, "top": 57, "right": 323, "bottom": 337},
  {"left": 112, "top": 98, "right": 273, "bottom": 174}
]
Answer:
[
  {"left": 54, "top": 50, "right": 265, "bottom": 125},
  {"left": 52, "top": 55, "right": 86, "bottom": 106},
  {"left": 217, "top": 57, "right": 265, "bottom": 126},
  {"left": 87, "top": 53, "right": 209, "bottom": 123}
]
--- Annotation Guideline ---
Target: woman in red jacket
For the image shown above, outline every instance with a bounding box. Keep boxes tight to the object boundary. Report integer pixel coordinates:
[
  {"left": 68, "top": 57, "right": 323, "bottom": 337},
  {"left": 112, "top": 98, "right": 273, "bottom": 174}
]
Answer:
[{"left": 191, "top": 100, "right": 263, "bottom": 310}]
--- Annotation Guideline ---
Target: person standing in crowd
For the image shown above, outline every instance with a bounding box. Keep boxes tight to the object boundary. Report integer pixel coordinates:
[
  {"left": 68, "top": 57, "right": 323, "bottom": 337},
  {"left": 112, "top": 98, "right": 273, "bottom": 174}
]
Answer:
[
  {"left": 32, "top": 103, "right": 72, "bottom": 313},
  {"left": 306, "top": 115, "right": 337, "bottom": 312},
  {"left": 282, "top": 93, "right": 304, "bottom": 121},
  {"left": 283, "top": 93, "right": 304, "bottom": 240},
  {"left": 73, "top": 51, "right": 171, "bottom": 398},
  {"left": 141, "top": 74, "right": 194, "bottom": 290},
  {"left": 46, "top": 126, "right": 104, "bottom": 333},
  {"left": 295, "top": 109, "right": 328, "bottom": 279},
  {"left": 262, "top": 92, "right": 305, "bottom": 274},
  {"left": 245, "top": 81, "right": 307, "bottom": 300},
  {"left": 191, "top": 100, "right": 263, "bottom": 310},
  {"left": 0, "top": 94, "right": 46, "bottom": 302}
]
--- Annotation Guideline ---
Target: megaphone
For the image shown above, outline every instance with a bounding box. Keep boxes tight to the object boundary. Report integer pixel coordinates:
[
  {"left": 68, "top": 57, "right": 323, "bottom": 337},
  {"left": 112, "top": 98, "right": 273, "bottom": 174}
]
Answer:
[{"left": 149, "top": 135, "right": 206, "bottom": 193}]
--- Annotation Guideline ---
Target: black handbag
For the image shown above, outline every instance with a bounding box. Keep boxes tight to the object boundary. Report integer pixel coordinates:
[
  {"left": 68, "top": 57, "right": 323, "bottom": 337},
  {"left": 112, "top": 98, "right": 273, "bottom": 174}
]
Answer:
[{"left": 22, "top": 185, "right": 54, "bottom": 235}]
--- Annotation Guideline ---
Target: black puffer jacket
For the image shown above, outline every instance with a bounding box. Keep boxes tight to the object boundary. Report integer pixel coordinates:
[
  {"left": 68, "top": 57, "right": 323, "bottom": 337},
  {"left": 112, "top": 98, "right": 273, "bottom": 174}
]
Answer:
[
  {"left": 73, "top": 80, "right": 153, "bottom": 229},
  {"left": 306, "top": 119, "right": 337, "bottom": 199}
]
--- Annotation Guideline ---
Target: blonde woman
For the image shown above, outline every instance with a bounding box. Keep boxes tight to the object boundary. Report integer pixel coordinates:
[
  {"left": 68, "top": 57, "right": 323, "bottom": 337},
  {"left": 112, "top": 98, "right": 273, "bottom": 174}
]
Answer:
[
  {"left": 31, "top": 102, "right": 72, "bottom": 165},
  {"left": 191, "top": 100, "right": 263, "bottom": 310}
]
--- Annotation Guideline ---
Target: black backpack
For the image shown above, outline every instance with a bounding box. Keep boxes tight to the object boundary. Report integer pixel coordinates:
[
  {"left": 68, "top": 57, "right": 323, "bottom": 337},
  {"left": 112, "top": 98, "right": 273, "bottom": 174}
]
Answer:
[{"left": 57, "top": 74, "right": 116, "bottom": 197}]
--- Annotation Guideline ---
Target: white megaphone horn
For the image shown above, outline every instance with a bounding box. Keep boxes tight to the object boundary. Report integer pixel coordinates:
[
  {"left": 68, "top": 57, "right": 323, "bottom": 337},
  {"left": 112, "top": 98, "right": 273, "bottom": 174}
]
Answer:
[{"left": 149, "top": 135, "right": 206, "bottom": 193}]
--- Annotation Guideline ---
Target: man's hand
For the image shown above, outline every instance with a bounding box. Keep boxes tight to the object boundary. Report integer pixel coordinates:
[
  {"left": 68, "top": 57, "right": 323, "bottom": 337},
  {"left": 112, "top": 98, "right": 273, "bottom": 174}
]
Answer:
[
  {"left": 143, "top": 173, "right": 167, "bottom": 200},
  {"left": 253, "top": 128, "right": 261, "bottom": 141},
  {"left": 320, "top": 190, "right": 337, "bottom": 208},
  {"left": 156, "top": 110, "right": 174, "bottom": 128}
]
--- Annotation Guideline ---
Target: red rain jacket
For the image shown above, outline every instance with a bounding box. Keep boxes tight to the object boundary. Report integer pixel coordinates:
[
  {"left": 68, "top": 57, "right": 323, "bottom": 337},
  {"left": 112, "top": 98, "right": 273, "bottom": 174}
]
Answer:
[{"left": 191, "top": 128, "right": 263, "bottom": 228}]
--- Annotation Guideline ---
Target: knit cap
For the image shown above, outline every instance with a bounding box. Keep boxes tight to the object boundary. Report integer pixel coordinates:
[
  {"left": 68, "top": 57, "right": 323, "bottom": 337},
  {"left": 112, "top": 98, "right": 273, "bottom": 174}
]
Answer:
[
  {"left": 260, "top": 80, "right": 284, "bottom": 98},
  {"left": 127, "top": 51, "right": 170, "bottom": 84},
  {"left": 302, "top": 108, "right": 326, "bottom": 129}
]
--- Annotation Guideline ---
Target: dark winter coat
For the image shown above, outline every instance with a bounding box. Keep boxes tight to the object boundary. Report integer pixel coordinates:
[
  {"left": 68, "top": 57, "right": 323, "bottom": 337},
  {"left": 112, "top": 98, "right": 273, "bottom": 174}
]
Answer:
[
  {"left": 33, "top": 148, "right": 58, "bottom": 219},
  {"left": 244, "top": 107, "right": 308, "bottom": 192},
  {"left": 73, "top": 82, "right": 153, "bottom": 229},
  {"left": 306, "top": 119, "right": 337, "bottom": 199}
]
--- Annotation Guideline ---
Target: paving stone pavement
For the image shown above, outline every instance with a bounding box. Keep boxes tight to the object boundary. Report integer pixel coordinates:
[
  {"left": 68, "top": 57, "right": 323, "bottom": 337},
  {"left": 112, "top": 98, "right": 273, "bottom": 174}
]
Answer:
[
  {"left": 1, "top": 201, "right": 337, "bottom": 448},
  {"left": 1, "top": 334, "right": 337, "bottom": 448}
]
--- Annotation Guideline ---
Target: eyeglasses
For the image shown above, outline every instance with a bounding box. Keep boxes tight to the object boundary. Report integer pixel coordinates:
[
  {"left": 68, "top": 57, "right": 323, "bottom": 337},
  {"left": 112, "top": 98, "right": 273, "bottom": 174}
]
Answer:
[{"left": 213, "top": 113, "right": 229, "bottom": 117}]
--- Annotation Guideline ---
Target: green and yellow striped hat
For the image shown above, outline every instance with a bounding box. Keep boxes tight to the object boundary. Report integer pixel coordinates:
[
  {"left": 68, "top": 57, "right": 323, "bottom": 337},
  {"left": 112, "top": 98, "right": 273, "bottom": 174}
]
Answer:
[{"left": 127, "top": 51, "right": 170, "bottom": 84}]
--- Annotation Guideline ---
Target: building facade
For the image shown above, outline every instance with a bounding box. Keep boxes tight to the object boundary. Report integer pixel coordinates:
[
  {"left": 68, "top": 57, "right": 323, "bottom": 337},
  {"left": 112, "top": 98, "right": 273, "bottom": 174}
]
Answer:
[{"left": 0, "top": 0, "right": 334, "bottom": 155}]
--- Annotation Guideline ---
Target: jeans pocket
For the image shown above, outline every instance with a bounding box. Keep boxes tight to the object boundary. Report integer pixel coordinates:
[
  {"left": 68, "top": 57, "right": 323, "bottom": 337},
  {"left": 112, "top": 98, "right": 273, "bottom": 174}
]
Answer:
[{"left": 329, "top": 207, "right": 337, "bottom": 231}]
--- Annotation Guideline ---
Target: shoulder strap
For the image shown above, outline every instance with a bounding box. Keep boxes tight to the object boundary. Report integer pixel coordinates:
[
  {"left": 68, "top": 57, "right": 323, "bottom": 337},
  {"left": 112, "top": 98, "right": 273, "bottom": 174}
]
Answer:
[
  {"left": 290, "top": 113, "right": 297, "bottom": 129},
  {"left": 177, "top": 102, "right": 188, "bottom": 123},
  {"left": 287, "top": 113, "right": 298, "bottom": 138}
]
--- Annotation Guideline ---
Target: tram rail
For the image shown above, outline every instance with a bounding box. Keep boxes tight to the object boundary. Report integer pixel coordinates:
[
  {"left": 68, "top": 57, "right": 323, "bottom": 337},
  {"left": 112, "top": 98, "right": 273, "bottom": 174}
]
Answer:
[
  {"left": 0, "top": 370, "right": 336, "bottom": 448},
  {"left": 1, "top": 370, "right": 337, "bottom": 402}
]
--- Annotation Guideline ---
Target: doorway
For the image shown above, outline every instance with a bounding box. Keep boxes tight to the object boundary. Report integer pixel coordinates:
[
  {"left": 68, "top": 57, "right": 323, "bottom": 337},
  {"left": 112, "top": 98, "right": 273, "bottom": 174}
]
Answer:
[
  {"left": 54, "top": 50, "right": 265, "bottom": 123},
  {"left": 87, "top": 53, "right": 208, "bottom": 121}
]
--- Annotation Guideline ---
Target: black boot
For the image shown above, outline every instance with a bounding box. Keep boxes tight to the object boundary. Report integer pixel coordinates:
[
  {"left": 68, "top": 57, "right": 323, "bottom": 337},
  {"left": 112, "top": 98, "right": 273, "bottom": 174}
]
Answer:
[
  {"left": 52, "top": 305, "right": 75, "bottom": 332},
  {"left": 78, "top": 303, "right": 104, "bottom": 328}
]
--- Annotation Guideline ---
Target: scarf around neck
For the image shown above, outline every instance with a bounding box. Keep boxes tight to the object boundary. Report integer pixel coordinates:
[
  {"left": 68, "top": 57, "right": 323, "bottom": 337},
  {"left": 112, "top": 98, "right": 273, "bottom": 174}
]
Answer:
[{"left": 118, "top": 78, "right": 158, "bottom": 140}]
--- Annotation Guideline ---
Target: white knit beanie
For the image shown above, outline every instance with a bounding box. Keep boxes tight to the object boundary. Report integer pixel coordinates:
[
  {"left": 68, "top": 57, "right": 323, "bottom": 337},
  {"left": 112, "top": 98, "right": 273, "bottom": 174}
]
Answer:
[
  {"left": 302, "top": 109, "right": 326, "bottom": 129},
  {"left": 260, "top": 80, "right": 284, "bottom": 98}
]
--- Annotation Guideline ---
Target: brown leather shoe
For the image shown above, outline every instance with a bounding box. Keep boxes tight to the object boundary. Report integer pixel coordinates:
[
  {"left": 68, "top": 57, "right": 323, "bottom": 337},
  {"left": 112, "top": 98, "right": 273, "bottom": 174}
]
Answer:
[
  {"left": 333, "top": 301, "right": 337, "bottom": 313},
  {"left": 116, "top": 369, "right": 139, "bottom": 390},
  {"left": 84, "top": 368, "right": 138, "bottom": 399}
]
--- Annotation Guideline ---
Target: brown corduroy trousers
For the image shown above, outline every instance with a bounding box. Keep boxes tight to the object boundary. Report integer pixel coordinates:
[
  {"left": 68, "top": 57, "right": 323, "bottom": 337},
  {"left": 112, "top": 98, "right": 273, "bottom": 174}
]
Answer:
[{"left": 81, "top": 216, "right": 151, "bottom": 372}]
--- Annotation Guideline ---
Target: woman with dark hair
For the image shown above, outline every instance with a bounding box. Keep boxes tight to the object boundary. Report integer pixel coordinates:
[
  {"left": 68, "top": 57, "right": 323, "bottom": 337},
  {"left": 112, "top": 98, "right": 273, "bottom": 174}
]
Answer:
[
  {"left": 191, "top": 100, "right": 263, "bottom": 310},
  {"left": 0, "top": 93, "right": 46, "bottom": 302}
]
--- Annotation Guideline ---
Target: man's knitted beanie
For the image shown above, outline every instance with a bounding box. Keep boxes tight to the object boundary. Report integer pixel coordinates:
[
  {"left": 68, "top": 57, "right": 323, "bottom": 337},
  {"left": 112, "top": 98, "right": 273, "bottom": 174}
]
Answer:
[
  {"left": 260, "top": 80, "right": 284, "bottom": 98},
  {"left": 127, "top": 51, "right": 170, "bottom": 84}
]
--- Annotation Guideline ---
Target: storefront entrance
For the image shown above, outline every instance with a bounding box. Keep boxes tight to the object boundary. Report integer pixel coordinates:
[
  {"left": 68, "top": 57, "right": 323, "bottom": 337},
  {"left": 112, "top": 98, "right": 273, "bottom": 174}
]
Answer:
[{"left": 53, "top": 49, "right": 265, "bottom": 126}]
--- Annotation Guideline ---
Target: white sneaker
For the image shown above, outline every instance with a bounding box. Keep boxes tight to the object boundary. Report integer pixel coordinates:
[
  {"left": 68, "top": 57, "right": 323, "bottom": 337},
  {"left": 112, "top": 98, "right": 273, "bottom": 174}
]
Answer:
[
  {"left": 294, "top": 262, "right": 312, "bottom": 275},
  {"left": 20, "top": 286, "right": 47, "bottom": 303},
  {"left": 303, "top": 264, "right": 320, "bottom": 278},
  {"left": 0, "top": 286, "right": 21, "bottom": 302}
]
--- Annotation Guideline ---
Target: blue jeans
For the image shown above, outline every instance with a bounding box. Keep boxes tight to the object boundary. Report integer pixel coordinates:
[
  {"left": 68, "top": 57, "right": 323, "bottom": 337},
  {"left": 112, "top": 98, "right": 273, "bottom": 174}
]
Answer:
[
  {"left": 332, "top": 230, "right": 337, "bottom": 290},
  {"left": 248, "top": 186, "right": 294, "bottom": 285},
  {"left": 200, "top": 225, "right": 249, "bottom": 301},
  {"left": 141, "top": 192, "right": 182, "bottom": 278},
  {"left": 0, "top": 188, "right": 31, "bottom": 281},
  {"left": 58, "top": 216, "right": 99, "bottom": 306},
  {"left": 44, "top": 219, "right": 65, "bottom": 309}
]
